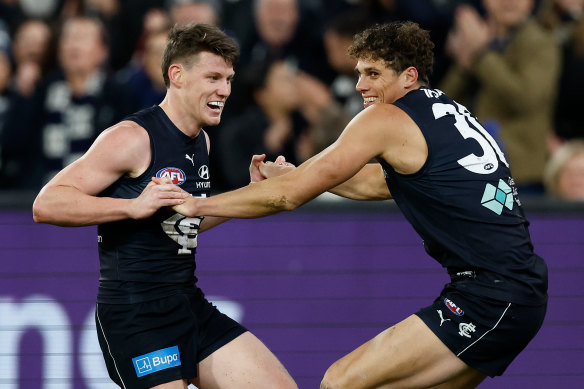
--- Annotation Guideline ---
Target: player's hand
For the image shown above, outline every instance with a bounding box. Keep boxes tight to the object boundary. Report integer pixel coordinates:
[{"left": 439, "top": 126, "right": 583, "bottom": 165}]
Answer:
[
  {"left": 151, "top": 177, "right": 200, "bottom": 217},
  {"left": 172, "top": 199, "right": 197, "bottom": 217},
  {"left": 259, "top": 155, "right": 296, "bottom": 179},
  {"left": 128, "top": 177, "right": 189, "bottom": 219},
  {"left": 249, "top": 153, "right": 267, "bottom": 183}
]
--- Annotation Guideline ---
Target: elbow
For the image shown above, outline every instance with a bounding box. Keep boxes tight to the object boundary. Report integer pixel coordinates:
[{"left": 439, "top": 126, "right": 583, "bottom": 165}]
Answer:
[
  {"left": 32, "top": 196, "right": 49, "bottom": 224},
  {"left": 32, "top": 202, "right": 44, "bottom": 223},
  {"left": 268, "top": 194, "right": 302, "bottom": 213},
  {"left": 32, "top": 192, "right": 57, "bottom": 224}
]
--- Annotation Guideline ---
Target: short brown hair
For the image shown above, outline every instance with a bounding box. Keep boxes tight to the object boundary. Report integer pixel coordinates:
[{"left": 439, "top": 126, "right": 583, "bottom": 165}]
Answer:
[
  {"left": 348, "top": 21, "right": 434, "bottom": 85},
  {"left": 161, "top": 23, "right": 239, "bottom": 88}
]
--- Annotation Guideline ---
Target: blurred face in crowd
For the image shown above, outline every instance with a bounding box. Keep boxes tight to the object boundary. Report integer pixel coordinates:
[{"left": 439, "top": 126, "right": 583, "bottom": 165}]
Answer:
[
  {"left": 255, "top": 0, "right": 299, "bottom": 47},
  {"left": 58, "top": 18, "right": 107, "bottom": 76},
  {"left": 557, "top": 152, "right": 584, "bottom": 201},
  {"left": 13, "top": 20, "right": 51, "bottom": 65},
  {"left": 324, "top": 30, "right": 357, "bottom": 76},
  {"left": 171, "top": 2, "right": 219, "bottom": 26},
  {"left": 143, "top": 31, "right": 167, "bottom": 90},
  {"left": 555, "top": 0, "right": 584, "bottom": 14},
  {"left": 0, "top": 52, "right": 11, "bottom": 91},
  {"left": 142, "top": 8, "right": 171, "bottom": 36},
  {"left": 483, "top": 0, "right": 534, "bottom": 28},
  {"left": 256, "top": 61, "right": 299, "bottom": 112},
  {"left": 178, "top": 51, "right": 234, "bottom": 127}
]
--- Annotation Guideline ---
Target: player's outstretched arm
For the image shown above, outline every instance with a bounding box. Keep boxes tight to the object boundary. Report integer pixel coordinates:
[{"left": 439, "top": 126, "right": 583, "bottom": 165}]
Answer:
[
  {"left": 172, "top": 104, "right": 401, "bottom": 219},
  {"left": 33, "top": 122, "right": 188, "bottom": 227},
  {"left": 258, "top": 156, "right": 390, "bottom": 201}
]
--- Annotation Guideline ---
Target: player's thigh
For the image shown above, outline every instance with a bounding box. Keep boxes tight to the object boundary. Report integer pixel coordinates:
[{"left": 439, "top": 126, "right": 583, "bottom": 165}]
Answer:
[
  {"left": 321, "top": 314, "right": 484, "bottom": 389},
  {"left": 193, "top": 331, "right": 297, "bottom": 389},
  {"left": 427, "top": 371, "right": 486, "bottom": 389}
]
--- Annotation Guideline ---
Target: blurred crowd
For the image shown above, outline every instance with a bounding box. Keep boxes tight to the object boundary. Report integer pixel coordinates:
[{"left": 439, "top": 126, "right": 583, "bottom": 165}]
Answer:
[{"left": 0, "top": 0, "right": 583, "bottom": 201}]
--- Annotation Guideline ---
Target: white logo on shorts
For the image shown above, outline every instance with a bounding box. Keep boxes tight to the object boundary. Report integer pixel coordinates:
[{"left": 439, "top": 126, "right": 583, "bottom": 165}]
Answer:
[
  {"left": 437, "top": 310, "right": 451, "bottom": 326},
  {"left": 458, "top": 322, "right": 476, "bottom": 338},
  {"left": 135, "top": 357, "right": 152, "bottom": 374}
]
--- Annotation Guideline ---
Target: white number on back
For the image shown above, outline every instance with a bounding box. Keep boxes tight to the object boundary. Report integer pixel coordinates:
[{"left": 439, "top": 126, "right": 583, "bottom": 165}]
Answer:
[{"left": 432, "top": 101, "right": 508, "bottom": 174}]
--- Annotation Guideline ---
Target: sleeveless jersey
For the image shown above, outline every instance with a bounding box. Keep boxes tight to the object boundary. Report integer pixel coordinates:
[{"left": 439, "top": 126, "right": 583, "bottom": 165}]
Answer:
[
  {"left": 97, "top": 106, "right": 211, "bottom": 303},
  {"left": 380, "top": 87, "right": 547, "bottom": 305}
]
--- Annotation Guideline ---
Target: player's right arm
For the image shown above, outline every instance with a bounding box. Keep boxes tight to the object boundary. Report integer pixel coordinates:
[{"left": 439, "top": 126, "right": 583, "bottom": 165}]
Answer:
[
  {"left": 33, "top": 121, "right": 188, "bottom": 227},
  {"left": 327, "top": 163, "right": 391, "bottom": 200},
  {"left": 259, "top": 159, "right": 391, "bottom": 201}
]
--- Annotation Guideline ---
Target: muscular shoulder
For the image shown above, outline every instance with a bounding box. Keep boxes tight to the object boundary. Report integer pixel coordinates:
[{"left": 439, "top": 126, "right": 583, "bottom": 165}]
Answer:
[
  {"left": 348, "top": 103, "right": 427, "bottom": 174},
  {"left": 92, "top": 120, "right": 151, "bottom": 177},
  {"left": 346, "top": 103, "right": 418, "bottom": 143}
]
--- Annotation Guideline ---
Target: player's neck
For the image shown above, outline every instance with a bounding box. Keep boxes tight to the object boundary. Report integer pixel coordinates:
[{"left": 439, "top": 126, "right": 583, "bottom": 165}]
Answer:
[{"left": 159, "top": 94, "right": 202, "bottom": 138}]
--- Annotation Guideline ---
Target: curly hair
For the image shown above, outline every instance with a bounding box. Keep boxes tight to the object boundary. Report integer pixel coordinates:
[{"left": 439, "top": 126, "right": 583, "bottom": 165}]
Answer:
[
  {"left": 348, "top": 21, "right": 434, "bottom": 85},
  {"left": 161, "top": 23, "right": 240, "bottom": 88}
]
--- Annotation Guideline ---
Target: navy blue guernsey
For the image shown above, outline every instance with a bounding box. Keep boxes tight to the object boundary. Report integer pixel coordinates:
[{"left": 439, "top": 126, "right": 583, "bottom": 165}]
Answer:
[
  {"left": 97, "top": 106, "right": 211, "bottom": 303},
  {"left": 380, "top": 87, "right": 547, "bottom": 305}
]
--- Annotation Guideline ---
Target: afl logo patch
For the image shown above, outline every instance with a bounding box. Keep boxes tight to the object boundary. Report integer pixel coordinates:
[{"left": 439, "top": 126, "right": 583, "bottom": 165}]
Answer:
[
  {"left": 444, "top": 298, "right": 464, "bottom": 316},
  {"left": 156, "top": 167, "right": 186, "bottom": 185}
]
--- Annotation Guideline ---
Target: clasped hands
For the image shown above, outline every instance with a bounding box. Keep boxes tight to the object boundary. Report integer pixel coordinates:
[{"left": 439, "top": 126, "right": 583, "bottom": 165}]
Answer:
[{"left": 149, "top": 154, "right": 295, "bottom": 216}]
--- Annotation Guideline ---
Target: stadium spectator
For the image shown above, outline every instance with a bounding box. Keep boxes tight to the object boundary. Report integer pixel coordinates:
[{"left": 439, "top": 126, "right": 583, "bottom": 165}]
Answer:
[
  {"left": 1, "top": 16, "right": 136, "bottom": 189},
  {"left": 168, "top": 0, "right": 221, "bottom": 26},
  {"left": 217, "top": 59, "right": 309, "bottom": 189},
  {"left": 9, "top": 18, "right": 54, "bottom": 97},
  {"left": 236, "top": 0, "right": 331, "bottom": 85},
  {"left": 116, "top": 27, "right": 169, "bottom": 110},
  {"left": 440, "top": 0, "right": 561, "bottom": 195},
  {"left": 544, "top": 139, "right": 584, "bottom": 200},
  {"left": 538, "top": 0, "right": 584, "bottom": 152},
  {"left": 294, "top": 9, "right": 369, "bottom": 154}
]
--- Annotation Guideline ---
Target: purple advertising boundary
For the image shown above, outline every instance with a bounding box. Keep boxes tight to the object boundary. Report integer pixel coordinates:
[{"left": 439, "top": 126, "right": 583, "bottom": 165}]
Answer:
[{"left": 0, "top": 203, "right": 583, "bottom": 388}]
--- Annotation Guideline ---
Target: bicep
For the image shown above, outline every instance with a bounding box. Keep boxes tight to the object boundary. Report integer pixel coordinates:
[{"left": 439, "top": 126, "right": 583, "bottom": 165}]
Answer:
[
  {"left": 330, "top": 164, "right": 391, "bottom": 200},
  {"left": 286, "top": 109, "right": 389, "bottom": 201},
  {"left": 47, "top": 123, "right": 149, "bottom": 195}
]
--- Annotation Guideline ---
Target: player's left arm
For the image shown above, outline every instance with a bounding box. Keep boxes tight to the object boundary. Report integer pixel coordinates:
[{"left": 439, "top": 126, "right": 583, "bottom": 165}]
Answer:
[{"left": 173, "top": 104, "right": 399, "bottom": 219}]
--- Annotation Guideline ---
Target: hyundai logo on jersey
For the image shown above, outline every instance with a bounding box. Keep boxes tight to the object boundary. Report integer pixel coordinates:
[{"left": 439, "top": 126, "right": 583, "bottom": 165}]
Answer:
[
  {"left": 132, "top": 345, "right": 181, "bottom": 377},
  {"left": 156, "top": 167, "right": 186, "bottom": 185},
  {"left": 444, "top": 298, "right": 464, "bottom": 316}
]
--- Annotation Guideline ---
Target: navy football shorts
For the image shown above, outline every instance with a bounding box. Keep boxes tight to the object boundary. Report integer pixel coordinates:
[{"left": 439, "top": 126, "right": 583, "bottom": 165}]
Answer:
[
  {"left": 95, "top": 291, "right": 247, "bottom": 388},
  {"left": 415, "top": 288, "right": 547, "bottom": 377}
]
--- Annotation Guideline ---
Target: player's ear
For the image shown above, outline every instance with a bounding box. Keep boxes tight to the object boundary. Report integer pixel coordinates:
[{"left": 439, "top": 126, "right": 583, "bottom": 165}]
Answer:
[
  {"left": 402, "top": 66, "right": 419, "bottom": 88},
  {"left": 168, "top": 63, "right": 183, "bottom": 87}
]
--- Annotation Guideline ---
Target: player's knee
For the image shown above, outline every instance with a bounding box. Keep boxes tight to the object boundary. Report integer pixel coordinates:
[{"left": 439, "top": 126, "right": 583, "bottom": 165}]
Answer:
[{"left": 320, "top": 364, "right": 347, "bottom": 389}]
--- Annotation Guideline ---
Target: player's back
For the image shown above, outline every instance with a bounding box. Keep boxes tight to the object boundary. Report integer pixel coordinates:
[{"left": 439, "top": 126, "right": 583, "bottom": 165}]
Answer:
[{"left": 379, "top": 87, "right": 547, "bottom": 305}]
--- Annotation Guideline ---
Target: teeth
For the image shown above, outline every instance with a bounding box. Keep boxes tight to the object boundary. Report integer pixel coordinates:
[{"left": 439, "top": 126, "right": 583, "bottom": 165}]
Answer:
[
  {"left": 208, "top": 101, "right": 224, "bottom": 107},
  {"left": 364, "top": 97, "right": 377, "bottom": 103}
]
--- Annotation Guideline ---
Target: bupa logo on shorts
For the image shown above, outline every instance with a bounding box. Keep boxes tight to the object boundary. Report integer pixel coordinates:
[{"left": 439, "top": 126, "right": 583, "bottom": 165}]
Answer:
[
  {"left": 132, "top": 345, "right": 181, "bottom": 377},
  {"left": 444, "top": 298, "right": 464, "bottom": 316},
  {"left": 156, "top": 167, "right": 186, "bottom": 185}
]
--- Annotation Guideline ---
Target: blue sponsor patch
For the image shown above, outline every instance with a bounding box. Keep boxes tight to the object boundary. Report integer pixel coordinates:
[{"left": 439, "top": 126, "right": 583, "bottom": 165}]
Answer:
[
  {"left": 156, "top": 167, "right": 186, "bottom": 185},
  {"left": 132, "top": 345, "right": 181, "bottom": 377}
]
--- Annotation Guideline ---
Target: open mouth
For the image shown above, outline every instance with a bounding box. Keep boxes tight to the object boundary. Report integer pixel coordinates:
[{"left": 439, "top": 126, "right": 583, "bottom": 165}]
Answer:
[
  {"left": 207, "top": 101, "right": 224, "bottom": 112},
  {"left": 363, "top": 96, "right": 377, "bottom": 106}
]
